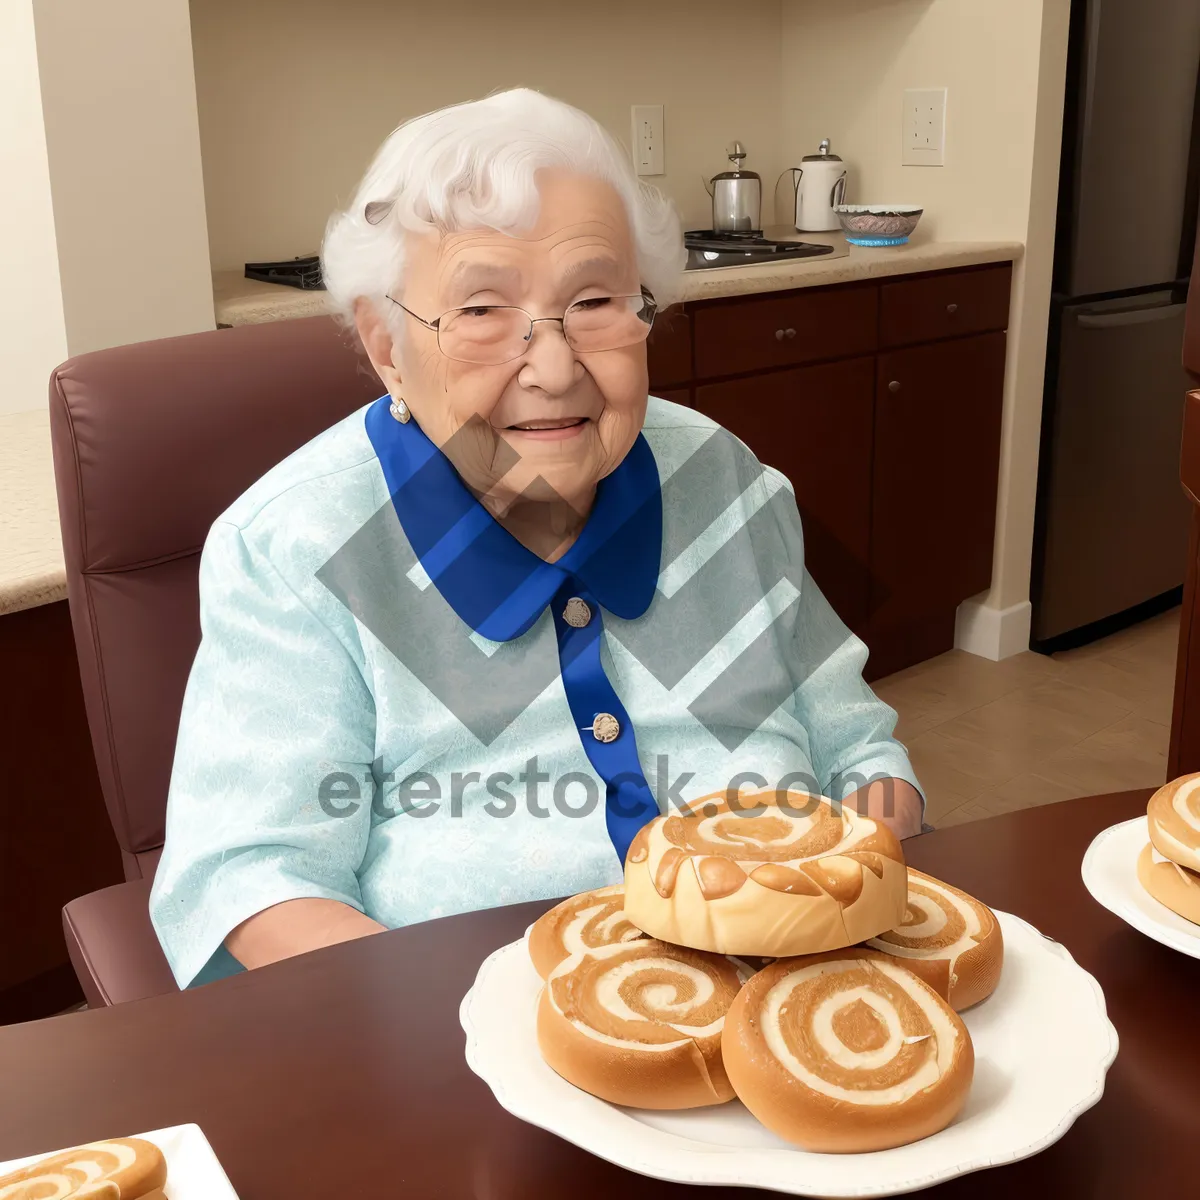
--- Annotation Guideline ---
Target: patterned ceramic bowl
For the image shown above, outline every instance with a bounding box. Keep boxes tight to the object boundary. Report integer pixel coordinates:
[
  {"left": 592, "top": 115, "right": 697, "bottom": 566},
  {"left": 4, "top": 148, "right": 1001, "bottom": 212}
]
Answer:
[{"left": 834, "top": 205, "right": 923, "bottom": 246}]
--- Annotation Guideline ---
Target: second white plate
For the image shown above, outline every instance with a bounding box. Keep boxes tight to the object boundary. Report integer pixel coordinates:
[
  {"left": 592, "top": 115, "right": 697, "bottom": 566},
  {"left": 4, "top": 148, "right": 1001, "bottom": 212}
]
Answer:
[
  {"left": 1081, "top": 816, "right": 1200, "bottom": 959},
  {"left": 461, "top": 911, "right": 1117, "bottom": 1198},
  {"left": 0, "top": 1124, "right": 237, "bottom": 1199}
]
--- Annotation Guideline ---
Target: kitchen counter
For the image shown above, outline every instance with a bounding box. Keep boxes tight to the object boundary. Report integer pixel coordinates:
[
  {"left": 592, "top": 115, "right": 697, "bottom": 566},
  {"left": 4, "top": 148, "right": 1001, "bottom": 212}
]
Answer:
[
  {"left": 213, "top": 234, "right": 1024, "bottom": 325},
  {"left": 2, "top": 237, "right": 1024, "bottom": 618},
  {"left": 0, "top": 408, "right": 66, "bottom": 616}
]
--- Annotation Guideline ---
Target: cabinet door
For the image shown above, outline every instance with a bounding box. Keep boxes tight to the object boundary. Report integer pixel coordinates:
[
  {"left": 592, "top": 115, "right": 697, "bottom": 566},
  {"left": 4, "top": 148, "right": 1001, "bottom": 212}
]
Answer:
[
  {"left": 694, "top": 357, "right": 875, "bottom": 631},
  {"left": 647, "top": 305, "right": 692, "bottom": 390},
  {"left": 869, "top": 332, "right": 1007, "bottom": 646}
]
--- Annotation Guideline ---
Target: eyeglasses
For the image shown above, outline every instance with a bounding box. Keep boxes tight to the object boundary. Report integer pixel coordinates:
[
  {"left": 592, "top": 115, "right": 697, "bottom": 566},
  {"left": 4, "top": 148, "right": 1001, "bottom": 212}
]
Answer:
[{"left": 384, "top": 291, "right": 658, "bottom": 365}]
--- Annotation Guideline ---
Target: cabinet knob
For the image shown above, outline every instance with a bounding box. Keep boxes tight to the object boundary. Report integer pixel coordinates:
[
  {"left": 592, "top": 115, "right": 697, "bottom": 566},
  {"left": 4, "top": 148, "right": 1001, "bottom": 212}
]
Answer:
[
  {"left": 785, "top": 327, "right": 797, "bottom": 339},
  {"left": 775, "top": 328, "right": 785, "bottom": 341},
  {"left": 888, "top": 380, "right": 901, "bottom": 393},
  {"left": 946, "top": 302, "right": 959, "bottom": 314}
]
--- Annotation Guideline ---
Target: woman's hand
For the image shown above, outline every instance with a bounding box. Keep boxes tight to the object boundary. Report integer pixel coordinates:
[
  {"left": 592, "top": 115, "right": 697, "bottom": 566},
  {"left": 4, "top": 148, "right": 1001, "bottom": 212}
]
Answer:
[
  {"left": 841, "top": 778, "right": 924, "bottom": 841},
  {"left": 225, "top": 898, "right": 387, "bottom": 970}
]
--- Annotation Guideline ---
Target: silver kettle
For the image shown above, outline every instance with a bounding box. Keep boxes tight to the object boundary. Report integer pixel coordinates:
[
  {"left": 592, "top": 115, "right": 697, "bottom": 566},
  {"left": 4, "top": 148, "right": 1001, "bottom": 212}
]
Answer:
[{"left": 704, "top": 142, "right": 762, "bottom": 233}]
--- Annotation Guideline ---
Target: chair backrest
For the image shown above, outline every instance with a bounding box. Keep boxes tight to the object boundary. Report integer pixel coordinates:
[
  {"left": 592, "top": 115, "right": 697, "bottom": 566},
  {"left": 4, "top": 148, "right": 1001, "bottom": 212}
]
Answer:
[{"left": 49, "top": 316, "right": 384, "bottom": 880}]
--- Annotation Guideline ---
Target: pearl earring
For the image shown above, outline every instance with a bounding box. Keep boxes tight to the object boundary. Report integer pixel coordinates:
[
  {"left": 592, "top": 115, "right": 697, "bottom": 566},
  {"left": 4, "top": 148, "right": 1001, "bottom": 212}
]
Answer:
[{"left": 390, "top": 397, "right": 411, "bottom": 424}]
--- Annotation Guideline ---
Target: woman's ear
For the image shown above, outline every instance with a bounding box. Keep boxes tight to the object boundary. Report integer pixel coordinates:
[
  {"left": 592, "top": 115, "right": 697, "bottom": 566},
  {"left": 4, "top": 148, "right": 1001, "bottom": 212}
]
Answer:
[{"left": 353, "top": 298, "right": 403, "bottom": 396}]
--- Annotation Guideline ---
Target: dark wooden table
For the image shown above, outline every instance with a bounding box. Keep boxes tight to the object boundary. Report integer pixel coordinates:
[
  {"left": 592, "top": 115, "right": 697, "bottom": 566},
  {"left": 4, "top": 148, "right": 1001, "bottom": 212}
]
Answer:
[{"left": 2, "top": 789, "right": 1197, "bottom": 1198}]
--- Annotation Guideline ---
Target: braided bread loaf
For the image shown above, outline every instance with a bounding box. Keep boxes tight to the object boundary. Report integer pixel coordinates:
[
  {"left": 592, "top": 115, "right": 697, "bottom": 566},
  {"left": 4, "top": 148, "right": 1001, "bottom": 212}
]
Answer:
[
  {"left": 0, "top": 1138, "right": 166, "bottom": 1199},
  {"left": 623, "top": 789, "right": 908, "bottom": 956}
]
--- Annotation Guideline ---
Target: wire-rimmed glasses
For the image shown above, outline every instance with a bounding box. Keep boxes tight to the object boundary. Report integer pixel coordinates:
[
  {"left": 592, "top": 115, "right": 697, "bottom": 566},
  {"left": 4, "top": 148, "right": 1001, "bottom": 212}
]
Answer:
[{"left": 385, "top": 291, "right": 658, "bottom": 365}]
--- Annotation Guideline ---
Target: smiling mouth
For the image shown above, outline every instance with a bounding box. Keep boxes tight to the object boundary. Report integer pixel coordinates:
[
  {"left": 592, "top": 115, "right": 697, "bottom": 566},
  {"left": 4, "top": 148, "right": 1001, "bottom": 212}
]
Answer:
[{"left": 507, "top": 418, "right": 589, "bottom": 431}]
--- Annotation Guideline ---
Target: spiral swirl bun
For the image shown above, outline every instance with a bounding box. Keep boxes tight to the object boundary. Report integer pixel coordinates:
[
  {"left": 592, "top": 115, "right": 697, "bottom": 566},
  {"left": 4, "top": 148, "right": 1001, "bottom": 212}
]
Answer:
[
  {"left": 623, "top": 789, "right": 908, "bottom": 956},
  {"left": 723, "top": 949, "right": 974, "bottom": 1152},
  {"left": 527, "top": 886, "right": 648, "bottom": 980},
  {"left": 0, "top": 1138, "right": 167, "bottom": 1199},
  {"left": 537, "top": 940, "right": 748, "bottom": 1109},
  {"left": 865, "top": 869, "right": 1004, "bottom": 1010},
  {"left": 1147, "top": 774, "right": 1200, "bottom": 872}
]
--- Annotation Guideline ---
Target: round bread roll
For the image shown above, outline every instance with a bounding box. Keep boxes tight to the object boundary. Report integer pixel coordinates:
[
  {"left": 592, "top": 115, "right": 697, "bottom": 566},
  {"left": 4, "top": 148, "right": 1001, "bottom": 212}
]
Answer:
[
  {"left": 1137, "top": 842, "right": 1200, "bottom": 925},
  {"left": 623, "top": 788, "right": 908, "bottom": 956},
  {"left": 1147, "top": 774, "right": 1200, "bottom": 872},
  {"left": 865, "top": 868, "right": 1004, "bottom": 1010},
  {"left": 527, "top": 885, "right": 647, "bottom": 980},
  {"left": 722, "top": 949, "right": 974, "bottom": 1152},
  {"left": 537, "top": 939, "right": 748, "bottom": 1109},
  {"left": 0, "top": 1137, "right": 167, "bottom": 1198}
]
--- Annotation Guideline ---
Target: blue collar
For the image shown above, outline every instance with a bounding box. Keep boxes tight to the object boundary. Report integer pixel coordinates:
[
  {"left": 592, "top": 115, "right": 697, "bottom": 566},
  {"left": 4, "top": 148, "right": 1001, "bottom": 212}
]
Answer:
[{"left": 364, "top": 397, "right": 662, "bottom": 641}]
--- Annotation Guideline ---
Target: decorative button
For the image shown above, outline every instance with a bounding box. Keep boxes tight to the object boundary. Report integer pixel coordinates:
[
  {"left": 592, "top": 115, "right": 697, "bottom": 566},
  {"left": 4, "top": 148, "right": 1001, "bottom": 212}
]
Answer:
[
  {"left": 587, "top": 713, "right": 620, "bottom": 743},
  {"left": 562, "top": 597, "right": 592, "bottom": 627}
]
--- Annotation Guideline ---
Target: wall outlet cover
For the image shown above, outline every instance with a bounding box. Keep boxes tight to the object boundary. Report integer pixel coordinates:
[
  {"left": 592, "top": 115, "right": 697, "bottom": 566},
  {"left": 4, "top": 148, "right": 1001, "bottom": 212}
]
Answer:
[
  {"left": 631, "top": 104, "right": 664, "bottom": 176},
  {"left": 903, "top": 88, "right": 946, "bottom": 166}
]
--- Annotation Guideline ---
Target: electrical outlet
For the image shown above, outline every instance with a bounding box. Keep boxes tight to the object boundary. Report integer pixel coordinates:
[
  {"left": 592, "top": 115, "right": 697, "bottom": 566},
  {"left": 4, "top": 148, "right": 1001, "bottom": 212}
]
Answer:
[
  {"left": 631, "top": 105, "right": 664, "bottom": 176},
  {"left": 903, "top": 88, "right": 946, "bottom": 166}
]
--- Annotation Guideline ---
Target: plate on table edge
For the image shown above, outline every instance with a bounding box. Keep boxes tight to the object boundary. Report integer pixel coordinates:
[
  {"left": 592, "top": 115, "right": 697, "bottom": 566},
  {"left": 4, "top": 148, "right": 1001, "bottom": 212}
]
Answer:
[
  {"left": 461, "top": 912, "right": 1118, "bottom": 1198},
  {"left": 0, "top": 1124, "right": 238, "bottom": 1199},
  {"left": 1082, "top": 816, "right": 1200, "bottom": 960}
]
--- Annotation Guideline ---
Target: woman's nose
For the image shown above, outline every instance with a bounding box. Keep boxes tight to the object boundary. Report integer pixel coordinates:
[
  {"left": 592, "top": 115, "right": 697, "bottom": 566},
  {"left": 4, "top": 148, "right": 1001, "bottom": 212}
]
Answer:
[{"left": 517, "top": 321, "right": 582, "bottom": 394}]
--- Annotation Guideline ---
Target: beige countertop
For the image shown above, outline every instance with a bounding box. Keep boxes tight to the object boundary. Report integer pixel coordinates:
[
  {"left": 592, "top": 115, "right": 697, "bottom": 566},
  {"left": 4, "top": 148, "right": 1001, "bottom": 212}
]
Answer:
[
  {"left": 213, "top": 233, "right": 1023, "bottom": 325},
  {"left": 0, "top": 408, "right": 67, "bottom": 617},
  {"left": 2, "top": 236, "right": 1024, "bottom": 617}
]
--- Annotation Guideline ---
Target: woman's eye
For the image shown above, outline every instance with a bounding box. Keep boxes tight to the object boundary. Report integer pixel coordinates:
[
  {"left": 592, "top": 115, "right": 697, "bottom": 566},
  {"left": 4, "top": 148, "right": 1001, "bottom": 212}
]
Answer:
[
  {"left": 574, "top": 297, "right": 612, "bottom": 311},
  {"left": 462, "top": 306, "right": 494, "bottom": 318}
]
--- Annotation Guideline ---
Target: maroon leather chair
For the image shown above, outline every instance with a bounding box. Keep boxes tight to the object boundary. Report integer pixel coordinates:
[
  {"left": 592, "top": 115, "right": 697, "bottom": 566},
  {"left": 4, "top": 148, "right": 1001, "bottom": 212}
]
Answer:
[{"left": 49, "top": 316, "right": 383, "bottom": 1006}]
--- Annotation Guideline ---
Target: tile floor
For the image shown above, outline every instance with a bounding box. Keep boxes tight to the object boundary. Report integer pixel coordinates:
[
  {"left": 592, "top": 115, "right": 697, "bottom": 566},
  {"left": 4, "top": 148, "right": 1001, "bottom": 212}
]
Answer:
[{"left": 873, "top": 607, "right": 1180, "bottom": 829}]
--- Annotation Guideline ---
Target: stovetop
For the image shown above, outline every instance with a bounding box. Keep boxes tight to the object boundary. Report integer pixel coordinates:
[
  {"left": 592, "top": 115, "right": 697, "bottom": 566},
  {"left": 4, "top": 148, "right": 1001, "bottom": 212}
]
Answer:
[{"left": 684, "top": 229, "right": 835, "bottom": 271}]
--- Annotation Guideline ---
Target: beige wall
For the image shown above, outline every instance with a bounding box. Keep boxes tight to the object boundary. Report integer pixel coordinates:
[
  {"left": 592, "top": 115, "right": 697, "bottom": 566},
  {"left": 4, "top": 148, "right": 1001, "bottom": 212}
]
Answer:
[
  {"left": 189, "top": 0, "right": 785, "bottom": 271},
  {"left": 782, "top": 0, "right": 1070, "bottom": 643},
  {"left": 34, "top": 0, "right": 215, "bottom": 359},
  {"left": 1, "top": 1, "right": 67, "bottom": 416}
]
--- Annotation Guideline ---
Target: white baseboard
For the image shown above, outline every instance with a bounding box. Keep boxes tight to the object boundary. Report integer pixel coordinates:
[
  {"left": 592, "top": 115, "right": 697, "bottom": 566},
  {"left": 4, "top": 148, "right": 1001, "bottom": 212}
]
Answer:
[{"left": 953, "top": 597, "right": 1033, "bottom": 661}]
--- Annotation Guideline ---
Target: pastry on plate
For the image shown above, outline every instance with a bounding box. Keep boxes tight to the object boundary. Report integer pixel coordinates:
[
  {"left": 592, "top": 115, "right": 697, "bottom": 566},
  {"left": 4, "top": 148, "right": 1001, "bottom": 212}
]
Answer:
[
  {"left": 0, "top": 1137, "right": 167, "bottom": 1199},
  {"left": 527, "top": 885, "right": 646, "bottom": 979},
  {"left": 865, "top": 868, "right": 1004, "bottom": 1009},
  {"left": 722, "top": 948, "right": 974, "bottom": 1152},
  {"left": 537, "top": 939, "right": 749, "bottom": 1109},
  {"left": 1147, "top": 774, "right": 1200, "bottom": 873},
  {"left": 1137, "top": 842, "right": 1200, "bottom": 925},
  {"left": 623, "top": 788, "right": 907, "bottom": 957}
]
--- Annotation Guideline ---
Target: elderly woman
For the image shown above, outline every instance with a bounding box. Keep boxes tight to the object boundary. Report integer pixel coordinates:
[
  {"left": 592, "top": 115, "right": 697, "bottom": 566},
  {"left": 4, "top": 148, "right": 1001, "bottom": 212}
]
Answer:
[{"left": 149, "top": 89, "right": 925, "bottom": 988}]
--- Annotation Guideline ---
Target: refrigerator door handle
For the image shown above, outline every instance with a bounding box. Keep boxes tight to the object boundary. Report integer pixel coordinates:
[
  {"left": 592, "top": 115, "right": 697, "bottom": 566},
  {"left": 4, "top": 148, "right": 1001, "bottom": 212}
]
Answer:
[{"left": 1076, "top": 303, "right": 1187, "bottom": 329}]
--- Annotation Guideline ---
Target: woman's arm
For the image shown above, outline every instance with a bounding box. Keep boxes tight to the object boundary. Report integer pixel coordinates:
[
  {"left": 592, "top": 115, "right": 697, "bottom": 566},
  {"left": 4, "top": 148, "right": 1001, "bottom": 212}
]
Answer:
[
  {"left": 842, "top": 778, "right": 924, "bottom": 841},
  {"left": 225, "top": 899, "right": 387, "bottom": 970}
]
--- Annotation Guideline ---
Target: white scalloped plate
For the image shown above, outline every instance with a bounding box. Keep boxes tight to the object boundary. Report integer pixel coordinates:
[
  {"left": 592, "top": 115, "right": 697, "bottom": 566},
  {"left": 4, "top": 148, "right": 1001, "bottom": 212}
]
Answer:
[
  {"left": 461, "top": 912, "right": 1117, "bottom": 1197},
  {"left": 1082, "top": 817, "right": 1200, "bottom": 960}
]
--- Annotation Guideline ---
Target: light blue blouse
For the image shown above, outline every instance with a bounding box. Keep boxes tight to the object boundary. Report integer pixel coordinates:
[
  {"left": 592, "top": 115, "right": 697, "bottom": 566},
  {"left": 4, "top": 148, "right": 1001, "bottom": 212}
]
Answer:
[{"left": 149, "top": 395, "right": 924, "bottom": 987}]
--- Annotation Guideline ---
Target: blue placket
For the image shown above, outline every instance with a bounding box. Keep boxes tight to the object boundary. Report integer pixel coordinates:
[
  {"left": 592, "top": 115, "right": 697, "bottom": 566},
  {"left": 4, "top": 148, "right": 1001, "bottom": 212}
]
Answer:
[{"left": 551, "top": 578, "right": 660, "bottom": 865}]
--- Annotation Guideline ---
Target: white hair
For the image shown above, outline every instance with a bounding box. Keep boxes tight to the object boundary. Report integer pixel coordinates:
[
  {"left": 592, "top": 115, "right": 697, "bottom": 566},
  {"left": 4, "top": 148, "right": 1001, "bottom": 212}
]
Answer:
[{"left": 321, "top": 88, "right": 685, "bottom": 326}]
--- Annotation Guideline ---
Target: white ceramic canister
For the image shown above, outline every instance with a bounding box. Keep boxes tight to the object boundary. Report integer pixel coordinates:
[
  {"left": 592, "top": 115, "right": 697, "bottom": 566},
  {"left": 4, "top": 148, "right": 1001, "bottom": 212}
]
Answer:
[{"left": 792, "top": 139, "right": 848, "bottom": 232}]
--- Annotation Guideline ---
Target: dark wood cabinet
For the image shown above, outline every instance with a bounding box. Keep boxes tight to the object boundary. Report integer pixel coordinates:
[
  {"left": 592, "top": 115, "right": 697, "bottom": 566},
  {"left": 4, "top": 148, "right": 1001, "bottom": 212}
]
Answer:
[
  {"left": 867, "top": 332, "right": 1008, "bottom": 677},
  {"left": 695, "top": 358, "right": 875, "bottom": 631},
  {"left": 692, "top": 283, "right": 878, "bottom": 379},
  {"left": 879, "top": 264, "right": 1012, "bottom": 348},
  {"left": 646, "top": 305, "right": 692, "bottom": 391},
  {"left": 654, "top": 261, "right": 1014, "bottom": 679}
]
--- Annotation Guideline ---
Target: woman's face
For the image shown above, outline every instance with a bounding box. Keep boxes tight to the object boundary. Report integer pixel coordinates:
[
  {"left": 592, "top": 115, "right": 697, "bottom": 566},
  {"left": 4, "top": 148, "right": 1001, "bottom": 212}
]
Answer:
[{"left": 358, "top": 170, "right": 649, "bottom": 522}]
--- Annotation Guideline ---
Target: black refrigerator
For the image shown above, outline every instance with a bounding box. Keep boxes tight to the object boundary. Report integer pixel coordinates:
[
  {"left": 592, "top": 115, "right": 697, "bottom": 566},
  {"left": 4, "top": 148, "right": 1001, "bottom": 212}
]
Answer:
[{"left": 1030, "top": 0, "right": 1200, "bottom": 651}]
